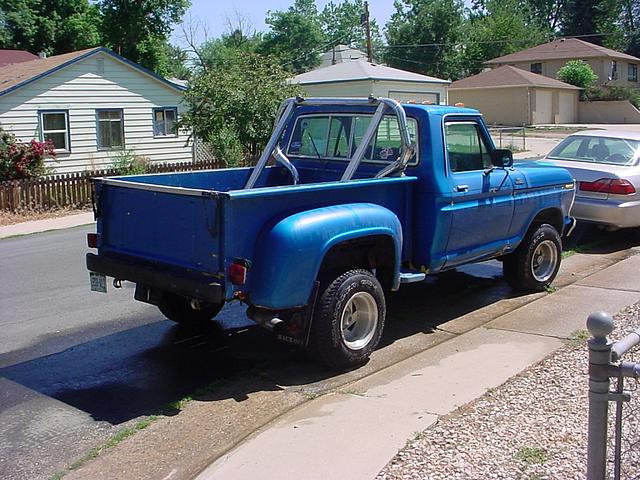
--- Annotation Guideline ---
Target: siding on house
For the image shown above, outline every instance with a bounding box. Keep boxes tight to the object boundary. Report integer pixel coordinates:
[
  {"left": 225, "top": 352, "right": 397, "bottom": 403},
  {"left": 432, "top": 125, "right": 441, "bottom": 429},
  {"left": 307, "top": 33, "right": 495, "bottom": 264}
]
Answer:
[
  {"left": 299, "top": 79, "right": 448, "bottom": 104},
  {"left": 0, "top": 50, "right": 191, "bottom": 173}
]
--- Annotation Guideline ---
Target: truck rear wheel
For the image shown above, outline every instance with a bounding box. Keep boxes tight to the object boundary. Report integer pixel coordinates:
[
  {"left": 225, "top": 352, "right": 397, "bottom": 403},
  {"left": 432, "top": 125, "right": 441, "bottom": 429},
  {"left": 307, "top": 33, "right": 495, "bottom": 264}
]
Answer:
[
  {"left": 503, "top": 223, "right": 561, "bottom": 292},
  {"left": 309, "top": 269, "right": 386, "bottom": 369},
  {"left": 158, "top": 293, "right": 224, "bottom": 325}
]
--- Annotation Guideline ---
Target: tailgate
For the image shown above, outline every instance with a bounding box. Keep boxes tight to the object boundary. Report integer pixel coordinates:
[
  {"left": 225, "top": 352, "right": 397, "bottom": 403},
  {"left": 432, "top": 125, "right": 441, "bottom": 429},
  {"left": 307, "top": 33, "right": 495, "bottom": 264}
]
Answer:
[{"left": 96, "top": 179, "right": 225, "bottom": 275}]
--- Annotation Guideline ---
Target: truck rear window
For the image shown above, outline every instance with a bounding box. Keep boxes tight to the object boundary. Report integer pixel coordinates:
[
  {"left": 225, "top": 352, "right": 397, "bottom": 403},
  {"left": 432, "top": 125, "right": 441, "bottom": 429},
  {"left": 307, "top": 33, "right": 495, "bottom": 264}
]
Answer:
[{"left": 287, "top": 114, "right": 418, "bottom": 165}]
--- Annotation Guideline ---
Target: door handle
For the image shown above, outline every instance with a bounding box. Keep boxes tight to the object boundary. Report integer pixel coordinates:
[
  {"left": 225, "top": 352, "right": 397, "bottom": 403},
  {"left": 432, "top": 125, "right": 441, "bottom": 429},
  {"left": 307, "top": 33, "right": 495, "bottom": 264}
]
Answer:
[{"left": 455, "top": 184, "right": 469, "bottom": 192}]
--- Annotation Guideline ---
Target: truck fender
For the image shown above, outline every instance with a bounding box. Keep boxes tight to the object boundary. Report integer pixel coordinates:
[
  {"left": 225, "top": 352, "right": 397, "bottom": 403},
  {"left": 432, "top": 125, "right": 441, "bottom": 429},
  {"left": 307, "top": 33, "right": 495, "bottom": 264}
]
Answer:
[{"left": 248, "top": 203, "right": 402, "bottom": 309}]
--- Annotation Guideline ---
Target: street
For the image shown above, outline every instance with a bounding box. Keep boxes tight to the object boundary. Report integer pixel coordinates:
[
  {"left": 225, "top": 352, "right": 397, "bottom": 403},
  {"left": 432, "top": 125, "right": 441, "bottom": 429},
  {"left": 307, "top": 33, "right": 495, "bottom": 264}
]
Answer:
[{"left": 0, "top": 224, "right": 637, "bottom": 480}]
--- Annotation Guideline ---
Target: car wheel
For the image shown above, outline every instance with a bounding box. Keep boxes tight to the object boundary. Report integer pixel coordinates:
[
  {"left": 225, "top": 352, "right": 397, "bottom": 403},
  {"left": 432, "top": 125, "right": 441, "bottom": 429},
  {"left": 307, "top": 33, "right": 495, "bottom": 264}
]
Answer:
[
  {"left": 503, "top": 223, "right": 562, "bottom": 292},
  {"left": 158, "top": 292, "right": 224, "bottom": 325},
  {"left": 309, "top": 269, "right": 386, "bottom": 369}
]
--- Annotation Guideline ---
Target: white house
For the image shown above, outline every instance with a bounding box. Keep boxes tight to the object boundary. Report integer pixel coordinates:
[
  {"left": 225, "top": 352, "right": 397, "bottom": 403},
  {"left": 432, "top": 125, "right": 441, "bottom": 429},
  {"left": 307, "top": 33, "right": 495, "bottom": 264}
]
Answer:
[
  {"left": 292, "top": 59, "right": 450, "bottom": 105},
  {"left": 0, "top": 47, "right": 191, "bottom": 173}
]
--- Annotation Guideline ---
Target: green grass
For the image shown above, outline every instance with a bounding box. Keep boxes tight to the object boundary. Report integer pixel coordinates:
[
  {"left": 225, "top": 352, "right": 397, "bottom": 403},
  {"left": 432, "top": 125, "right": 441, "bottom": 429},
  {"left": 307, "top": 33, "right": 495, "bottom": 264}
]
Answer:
[
  {"left": 568, "top": 329, "right": 591, "bottom": 346},
  {"left": 515, "top": 446, "right": 548, "bottom": 465}
]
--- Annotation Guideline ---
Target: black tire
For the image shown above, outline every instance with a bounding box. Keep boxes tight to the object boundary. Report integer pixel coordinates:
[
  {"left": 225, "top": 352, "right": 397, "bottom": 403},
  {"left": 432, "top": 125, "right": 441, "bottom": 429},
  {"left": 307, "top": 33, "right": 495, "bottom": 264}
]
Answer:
[
  {"left": 309, "top": 269, "right": 386, "bottom": 369},
  {"left": 158, "top": 293, "right": 224, "bottom": 325},
  {"left": 503, "top": 223, "right": 562, "bottom": 292}
]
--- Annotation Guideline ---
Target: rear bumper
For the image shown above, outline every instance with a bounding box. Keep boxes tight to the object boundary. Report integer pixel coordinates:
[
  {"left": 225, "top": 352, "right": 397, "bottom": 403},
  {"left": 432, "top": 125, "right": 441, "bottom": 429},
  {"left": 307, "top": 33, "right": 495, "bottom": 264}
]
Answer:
[
  {"left": 572, "top": 197, "right": 640, "bottom": 229},
  {"left": 86, "top": 253, "right": 223, "bottom": 304}
]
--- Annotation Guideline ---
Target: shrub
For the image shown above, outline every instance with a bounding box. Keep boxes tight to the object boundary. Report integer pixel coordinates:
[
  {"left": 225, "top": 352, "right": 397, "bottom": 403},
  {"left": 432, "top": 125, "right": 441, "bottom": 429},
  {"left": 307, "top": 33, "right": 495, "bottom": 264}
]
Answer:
[
  {"left": 584, "top": 85, "right": 640, "bottom": 108},
  {"left": 557, "top": 60, "right": 598, "bottom": 90},
  {"left": 111, "top": 148, "right": 151, "bottom": 175},
  {"left": 206, "top": 125, "right": 245, "bottom": 167},
  {"left": 0, "top": 125, "right": 56, "bottom": 181}
]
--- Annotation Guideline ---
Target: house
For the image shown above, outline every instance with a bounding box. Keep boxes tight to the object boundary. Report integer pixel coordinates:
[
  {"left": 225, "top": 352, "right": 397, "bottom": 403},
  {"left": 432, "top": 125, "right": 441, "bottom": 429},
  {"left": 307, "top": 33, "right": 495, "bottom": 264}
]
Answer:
[
  {"left": 0, "top": 47, "right": 191, "bottom": 173},
  {"left": 292, "top": 59, "right": 450, "bottom": 105},
  {"left": 449, "top": 65, "right": 581, "bottom": 125},
  {"left": 485, "top": 38, "right": 640, "bottom": 89},
  {"left": 0, "top": 49, "right": 38, "bottom": 67}
]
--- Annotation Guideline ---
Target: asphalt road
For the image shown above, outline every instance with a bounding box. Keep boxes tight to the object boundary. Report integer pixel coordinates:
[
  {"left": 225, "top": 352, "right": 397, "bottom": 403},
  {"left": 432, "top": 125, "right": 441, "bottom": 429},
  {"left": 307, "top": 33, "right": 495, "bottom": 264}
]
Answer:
[
  {"left": 0, "top": 224, "right": 636, "bottom": 480},
  {"left": 0, "top": 225, "right": 257, "bottom": 480}
]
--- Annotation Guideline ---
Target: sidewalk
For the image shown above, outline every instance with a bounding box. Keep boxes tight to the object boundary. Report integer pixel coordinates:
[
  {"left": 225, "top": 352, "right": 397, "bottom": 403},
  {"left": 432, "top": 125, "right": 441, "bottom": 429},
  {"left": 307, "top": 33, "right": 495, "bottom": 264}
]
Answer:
[
  {"left": 0, "top": 212, "right": 94, "bottom": 239},
  {"left": 196, "top": 254, "right": 640, "bottom": 480}
]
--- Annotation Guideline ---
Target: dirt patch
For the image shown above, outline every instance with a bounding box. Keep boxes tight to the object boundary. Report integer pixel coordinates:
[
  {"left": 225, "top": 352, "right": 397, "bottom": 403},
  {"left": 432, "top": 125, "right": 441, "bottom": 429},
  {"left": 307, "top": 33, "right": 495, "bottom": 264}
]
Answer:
[{"left": 0, "top": 207, "right": 91, "bottom": 227}]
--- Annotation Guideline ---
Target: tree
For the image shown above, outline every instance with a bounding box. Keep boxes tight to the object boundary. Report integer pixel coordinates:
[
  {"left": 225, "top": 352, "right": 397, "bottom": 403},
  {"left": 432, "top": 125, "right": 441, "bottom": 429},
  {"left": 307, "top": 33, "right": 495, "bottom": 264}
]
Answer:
[
  {"left": 462, "top": 0, "right": 550, "bottom": 75},
  {"left": 180, "top": 53, "right": 303, "bottom": 165},
  {"left": 557, "top": 59, "right": 598, "bottom": 88},
  {"left": 0, "top": 0, "right": 101, "bottom": 54},
  {"left": 165, "top": 43, "right": 191, "bottom": 80},
  {"left": 385, "top": 0, "right": 465, "bottom": 80},
  {"left": 319, "top": 0, "right": 383, "bottom": 57},
  {"left": 259, "top": 0, "right": 325, "bottom": 74},
  {"left": 619, "top": 0, "right": 640, "bottom": 56},
  {"left": 560, "top": 0, "right": 621, "bottom": 45},
  {"left": 99, "top": 0, "right": 190, "bottom": 75}
]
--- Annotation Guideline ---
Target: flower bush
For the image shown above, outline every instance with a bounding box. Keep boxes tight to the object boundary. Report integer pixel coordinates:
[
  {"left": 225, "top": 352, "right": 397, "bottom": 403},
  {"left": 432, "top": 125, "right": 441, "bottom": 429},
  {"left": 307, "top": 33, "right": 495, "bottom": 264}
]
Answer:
[{"left": 0, "top": 126, "right": 56, "bottom": 181}]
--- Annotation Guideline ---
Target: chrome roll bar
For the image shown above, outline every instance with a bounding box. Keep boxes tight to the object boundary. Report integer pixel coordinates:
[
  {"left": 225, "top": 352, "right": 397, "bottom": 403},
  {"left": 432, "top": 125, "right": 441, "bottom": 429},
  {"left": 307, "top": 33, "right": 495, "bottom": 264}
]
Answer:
[{"left": 243, "top": 96, "right": 415, "bottom": 189}]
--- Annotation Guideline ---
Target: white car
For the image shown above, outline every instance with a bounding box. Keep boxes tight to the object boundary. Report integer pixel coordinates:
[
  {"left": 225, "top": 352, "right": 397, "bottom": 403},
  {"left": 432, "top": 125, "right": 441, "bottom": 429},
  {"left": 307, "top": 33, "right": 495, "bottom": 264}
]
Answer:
[{"left": 541, "top": 130, "right": 640, "bottom": 229}]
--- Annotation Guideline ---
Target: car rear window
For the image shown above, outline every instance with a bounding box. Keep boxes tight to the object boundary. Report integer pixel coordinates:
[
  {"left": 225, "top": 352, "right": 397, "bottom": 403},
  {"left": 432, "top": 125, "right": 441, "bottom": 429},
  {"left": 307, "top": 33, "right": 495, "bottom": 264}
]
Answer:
[{"left": 547, "top": 135, "right": 640, "bottom": 166}]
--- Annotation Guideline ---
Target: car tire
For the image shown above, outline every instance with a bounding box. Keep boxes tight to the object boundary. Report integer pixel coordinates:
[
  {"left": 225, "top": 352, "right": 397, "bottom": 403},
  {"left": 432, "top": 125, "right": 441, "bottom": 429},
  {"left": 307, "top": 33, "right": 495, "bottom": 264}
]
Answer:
[
  {"left": 158, "top": 292, "right": 224, "bottom": 325},
  {"left": 309, "top": 269, "right": 386, "bottom": 369},
  {"left": 503, "top": 223, "right": 562, "bottom": 292}
]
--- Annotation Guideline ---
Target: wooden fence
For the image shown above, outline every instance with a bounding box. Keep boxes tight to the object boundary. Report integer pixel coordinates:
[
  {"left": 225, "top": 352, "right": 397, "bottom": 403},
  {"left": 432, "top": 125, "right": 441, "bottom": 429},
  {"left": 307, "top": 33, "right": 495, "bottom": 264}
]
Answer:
[{"left": 0, "top": 159, "right": 225, "bottom": 212}]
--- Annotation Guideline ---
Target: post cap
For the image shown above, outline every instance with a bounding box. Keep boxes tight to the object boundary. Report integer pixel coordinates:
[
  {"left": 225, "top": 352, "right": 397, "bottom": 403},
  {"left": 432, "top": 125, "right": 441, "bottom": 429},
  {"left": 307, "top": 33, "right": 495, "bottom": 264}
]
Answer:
[{"left": 587, "top": 311, "right": 614, "bottom": 338}]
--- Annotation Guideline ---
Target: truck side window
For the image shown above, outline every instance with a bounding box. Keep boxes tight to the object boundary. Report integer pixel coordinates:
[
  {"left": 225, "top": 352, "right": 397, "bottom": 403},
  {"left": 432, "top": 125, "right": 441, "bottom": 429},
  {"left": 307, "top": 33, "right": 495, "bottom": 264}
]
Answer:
[{"left": 445, "top": 122, "right": 492, "bottom": 172}]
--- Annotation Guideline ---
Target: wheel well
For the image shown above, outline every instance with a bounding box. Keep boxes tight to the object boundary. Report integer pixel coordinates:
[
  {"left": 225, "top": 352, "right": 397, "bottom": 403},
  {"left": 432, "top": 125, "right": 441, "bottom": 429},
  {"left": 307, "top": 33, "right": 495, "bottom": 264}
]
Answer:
[
  {"left": 318, "top": 235, "right": 396, "bottom": 290},
  {"left": 530, "top": 208, "right": 563, "bottom": 234}
]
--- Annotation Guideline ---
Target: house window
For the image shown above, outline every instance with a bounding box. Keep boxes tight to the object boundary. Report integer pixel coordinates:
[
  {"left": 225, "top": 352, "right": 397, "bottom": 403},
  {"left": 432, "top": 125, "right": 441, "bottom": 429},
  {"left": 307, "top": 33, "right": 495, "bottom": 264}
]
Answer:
[
  {"left": 97, "top": 109, "right": 124, "bottom": 149},
  {"left": 153, "top": 107, "right": 178, "bottom": 137},
  {"left": 629, "top": 63, "right": 638, "bottom": 82},
  {"left": 39, "top": 111, "right": 70, "bottom": 151},
  {"left": 530, "top": 63, "right": 542, "bottom": 75},
  {"left": 611, "top": 61, "right": 618, "bottom": 80}
]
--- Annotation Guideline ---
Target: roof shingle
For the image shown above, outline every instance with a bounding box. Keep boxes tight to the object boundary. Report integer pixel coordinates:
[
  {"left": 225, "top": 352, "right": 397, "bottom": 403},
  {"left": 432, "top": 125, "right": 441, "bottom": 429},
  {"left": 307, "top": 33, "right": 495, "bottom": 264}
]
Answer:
[
  {"left": 0, "top": 50, "right": 38, "bottom": 67},
  {"left": 449, "top": 65, "right": 581, "bottom": 89},
  {"left": 485, "top": 38, "right": 640, "bottom": 65}
]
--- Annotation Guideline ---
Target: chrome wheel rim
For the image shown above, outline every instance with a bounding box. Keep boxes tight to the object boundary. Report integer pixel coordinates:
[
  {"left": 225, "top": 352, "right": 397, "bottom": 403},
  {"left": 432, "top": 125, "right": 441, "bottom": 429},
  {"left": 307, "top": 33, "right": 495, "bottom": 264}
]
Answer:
[
  {"left": 340, "top": 291, "right": 378, "bottom": 350},
  {"left": 531, "top": 240, "right": 558, "bottom": 282}
]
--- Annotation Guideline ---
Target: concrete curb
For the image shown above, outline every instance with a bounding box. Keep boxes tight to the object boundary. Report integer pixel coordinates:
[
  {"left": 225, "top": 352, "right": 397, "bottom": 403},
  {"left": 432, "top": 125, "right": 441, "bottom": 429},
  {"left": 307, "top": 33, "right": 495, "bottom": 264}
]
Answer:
[{"left": 0, "top": 212, "right": 94, "bottom": 239}]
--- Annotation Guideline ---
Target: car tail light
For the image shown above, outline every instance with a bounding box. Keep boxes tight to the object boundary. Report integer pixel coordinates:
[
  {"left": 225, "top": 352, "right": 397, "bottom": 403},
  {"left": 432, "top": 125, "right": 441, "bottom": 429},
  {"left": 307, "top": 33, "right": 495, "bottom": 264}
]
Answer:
[
  {"left": 228, "top": 259, "right": 250, "bottom": 285},
  {"left": 579, "top": 178, "right": 636, "bottom": 195},
  {"left": 87, "top": 233, "right": 98, "bottom": 248}
]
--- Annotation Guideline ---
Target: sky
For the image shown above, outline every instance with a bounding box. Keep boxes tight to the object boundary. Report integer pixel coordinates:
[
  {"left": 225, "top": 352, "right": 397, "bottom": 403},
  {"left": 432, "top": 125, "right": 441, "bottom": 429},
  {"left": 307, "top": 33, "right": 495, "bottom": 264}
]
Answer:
[{"left": 171, "top": 0, "right": 397, "bottom": 47}]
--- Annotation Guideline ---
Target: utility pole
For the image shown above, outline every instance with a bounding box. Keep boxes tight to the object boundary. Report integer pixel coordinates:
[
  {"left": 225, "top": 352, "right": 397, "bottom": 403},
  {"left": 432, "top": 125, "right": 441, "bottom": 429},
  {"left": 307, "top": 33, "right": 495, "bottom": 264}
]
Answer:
[{"left": 362, "top": 1, "right": 373, "bottom": 63}]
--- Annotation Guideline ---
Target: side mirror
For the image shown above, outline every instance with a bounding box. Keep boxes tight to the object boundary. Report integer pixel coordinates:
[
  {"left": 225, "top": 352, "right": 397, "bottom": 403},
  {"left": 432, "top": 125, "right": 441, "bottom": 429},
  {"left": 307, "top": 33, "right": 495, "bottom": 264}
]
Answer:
[{"left": 492, "top": 149, "right": 513, "bottom": 168}]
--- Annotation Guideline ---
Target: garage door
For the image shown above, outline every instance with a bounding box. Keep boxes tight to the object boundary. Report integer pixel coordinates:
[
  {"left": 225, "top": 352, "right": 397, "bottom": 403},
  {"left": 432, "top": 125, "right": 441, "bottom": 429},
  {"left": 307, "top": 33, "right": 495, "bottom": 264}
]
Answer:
[
  {"left": 557, "top": 91, "right": 576, "bottom": 123},
  {"left": 534, "top": 90, "right": 553, "bottom": 124},
  {"left": 388, "top": 90, "right": 440, "bottom": 104}
]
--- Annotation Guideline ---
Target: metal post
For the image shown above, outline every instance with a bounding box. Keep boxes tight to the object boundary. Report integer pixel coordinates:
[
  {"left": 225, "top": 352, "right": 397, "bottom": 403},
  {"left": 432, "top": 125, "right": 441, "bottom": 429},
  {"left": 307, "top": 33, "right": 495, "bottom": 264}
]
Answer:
[{"left": 586, "top": 311, "right": 615, "bottom": 480}]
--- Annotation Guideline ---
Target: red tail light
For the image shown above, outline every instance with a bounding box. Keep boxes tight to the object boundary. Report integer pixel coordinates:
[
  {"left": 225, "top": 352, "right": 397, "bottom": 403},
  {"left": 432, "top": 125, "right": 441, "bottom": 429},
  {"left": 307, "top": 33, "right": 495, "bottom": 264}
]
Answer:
[
  {"left": 579, "top": 178, "right": 636, "bottom": 195},
  {"left": 87, "top": 233, "right": 98, "bottom": 248},
  {"left": 228, "top": 261, "right": 248, "bottom": 285}
]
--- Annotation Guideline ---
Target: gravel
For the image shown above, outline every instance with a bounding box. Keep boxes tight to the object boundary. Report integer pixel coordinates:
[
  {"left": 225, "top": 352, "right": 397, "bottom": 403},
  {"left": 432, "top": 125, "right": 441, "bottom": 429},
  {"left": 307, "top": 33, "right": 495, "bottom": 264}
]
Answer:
[{"left": 377, "top": 303, "right": 640, "bottom": 480}]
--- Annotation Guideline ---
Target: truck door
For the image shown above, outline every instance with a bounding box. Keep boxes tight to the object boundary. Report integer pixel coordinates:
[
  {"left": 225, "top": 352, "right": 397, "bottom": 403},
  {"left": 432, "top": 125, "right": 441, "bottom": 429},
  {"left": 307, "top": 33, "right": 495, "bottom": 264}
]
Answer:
[{"left": 443, "top": 119, "right": 514, "bottom": 266}]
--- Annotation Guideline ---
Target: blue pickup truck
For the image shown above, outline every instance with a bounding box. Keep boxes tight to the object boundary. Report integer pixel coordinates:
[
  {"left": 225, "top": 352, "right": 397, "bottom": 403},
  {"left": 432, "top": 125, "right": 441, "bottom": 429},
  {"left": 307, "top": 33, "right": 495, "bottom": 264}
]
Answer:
[{"left": 86, "top": 97, "right": 575, "bottom": 368}]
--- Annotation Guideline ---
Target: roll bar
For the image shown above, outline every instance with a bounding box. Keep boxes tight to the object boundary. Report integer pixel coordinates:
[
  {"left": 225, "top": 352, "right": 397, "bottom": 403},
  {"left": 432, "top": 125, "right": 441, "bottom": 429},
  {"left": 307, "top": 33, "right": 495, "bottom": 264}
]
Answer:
[{"left": 243, "top": 96, "right": 416, "bottom": 189}]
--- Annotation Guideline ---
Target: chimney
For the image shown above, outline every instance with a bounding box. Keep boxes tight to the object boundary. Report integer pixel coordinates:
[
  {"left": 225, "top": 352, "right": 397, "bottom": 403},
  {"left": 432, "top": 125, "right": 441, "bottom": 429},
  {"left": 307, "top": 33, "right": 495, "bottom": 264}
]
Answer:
[{"left": 38, "top": 51, "right": 47, "bottom": 59}]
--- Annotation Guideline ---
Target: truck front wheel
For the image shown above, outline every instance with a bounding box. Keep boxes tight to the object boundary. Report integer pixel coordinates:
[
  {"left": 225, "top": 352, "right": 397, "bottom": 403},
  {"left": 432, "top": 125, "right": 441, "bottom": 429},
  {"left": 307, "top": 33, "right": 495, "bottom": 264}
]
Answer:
[
  {"left": 503, "top": 223, "right": 562, "bottom": 292},
  {"left": 158, "top": 293, "right": 224, "bottom": 325},
  {"left": 309, "top": 269, "right": 386, "bottom": 369}
]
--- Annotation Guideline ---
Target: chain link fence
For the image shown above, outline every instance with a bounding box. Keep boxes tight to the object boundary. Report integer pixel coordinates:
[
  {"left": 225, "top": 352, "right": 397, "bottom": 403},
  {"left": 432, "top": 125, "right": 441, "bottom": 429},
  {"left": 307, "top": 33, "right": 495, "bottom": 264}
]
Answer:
[{"left": 488, "top": 126, "right": 527, "bottom": 153}]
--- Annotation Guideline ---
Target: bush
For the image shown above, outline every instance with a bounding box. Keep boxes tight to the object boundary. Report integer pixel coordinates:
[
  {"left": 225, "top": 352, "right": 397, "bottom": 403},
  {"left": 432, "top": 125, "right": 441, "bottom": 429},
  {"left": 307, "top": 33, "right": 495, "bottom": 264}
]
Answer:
[
  {"left": 206, "top": 125, "right": 244, "bottom": 167},
  {"left": 0, "top": 125, "right": 56, "bottom": 181},
  {"left": 557, "top": 60, "right": 598, "bottom": 90},
  {"left": 111, "top": 148, "right": 150, "bottom": 175},
  {"left": 585, "top": 85, "right": 640, "bottom": 108}
]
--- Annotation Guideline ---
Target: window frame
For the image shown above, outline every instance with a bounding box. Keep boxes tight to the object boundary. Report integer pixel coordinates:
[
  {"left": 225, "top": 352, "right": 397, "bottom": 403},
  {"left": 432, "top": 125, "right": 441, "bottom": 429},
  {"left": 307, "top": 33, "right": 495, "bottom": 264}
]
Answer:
[
  {"left": 611, "top": 60, "right": 618, "bottom": 80},
  {"left": 96, "top": 108, "right": 125, "bottom": 150},
  {"left": 629, "top": 63, "right": 638, "bottom": 82},
  {"left": 38, "top": 109, "right": 71, "bottom": 153},
  {"left": 443, "top": 118, "right": 493, "bottom": 174},
  {"left": 286, "top": 113, "right": 420, "bottom": 166},
  {"left": 530, "top": 62, "right": 543, "bottom": 75},
  {"left": 152, "top": 106, "right": 179, "bottom": 138}
]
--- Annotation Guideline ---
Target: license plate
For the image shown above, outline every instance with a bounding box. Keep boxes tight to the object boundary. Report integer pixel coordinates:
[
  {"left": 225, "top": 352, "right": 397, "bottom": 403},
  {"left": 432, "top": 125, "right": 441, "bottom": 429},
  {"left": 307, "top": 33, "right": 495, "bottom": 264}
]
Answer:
[{"left": 89, "top": 272, "right": 107, "bottom": 293}]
